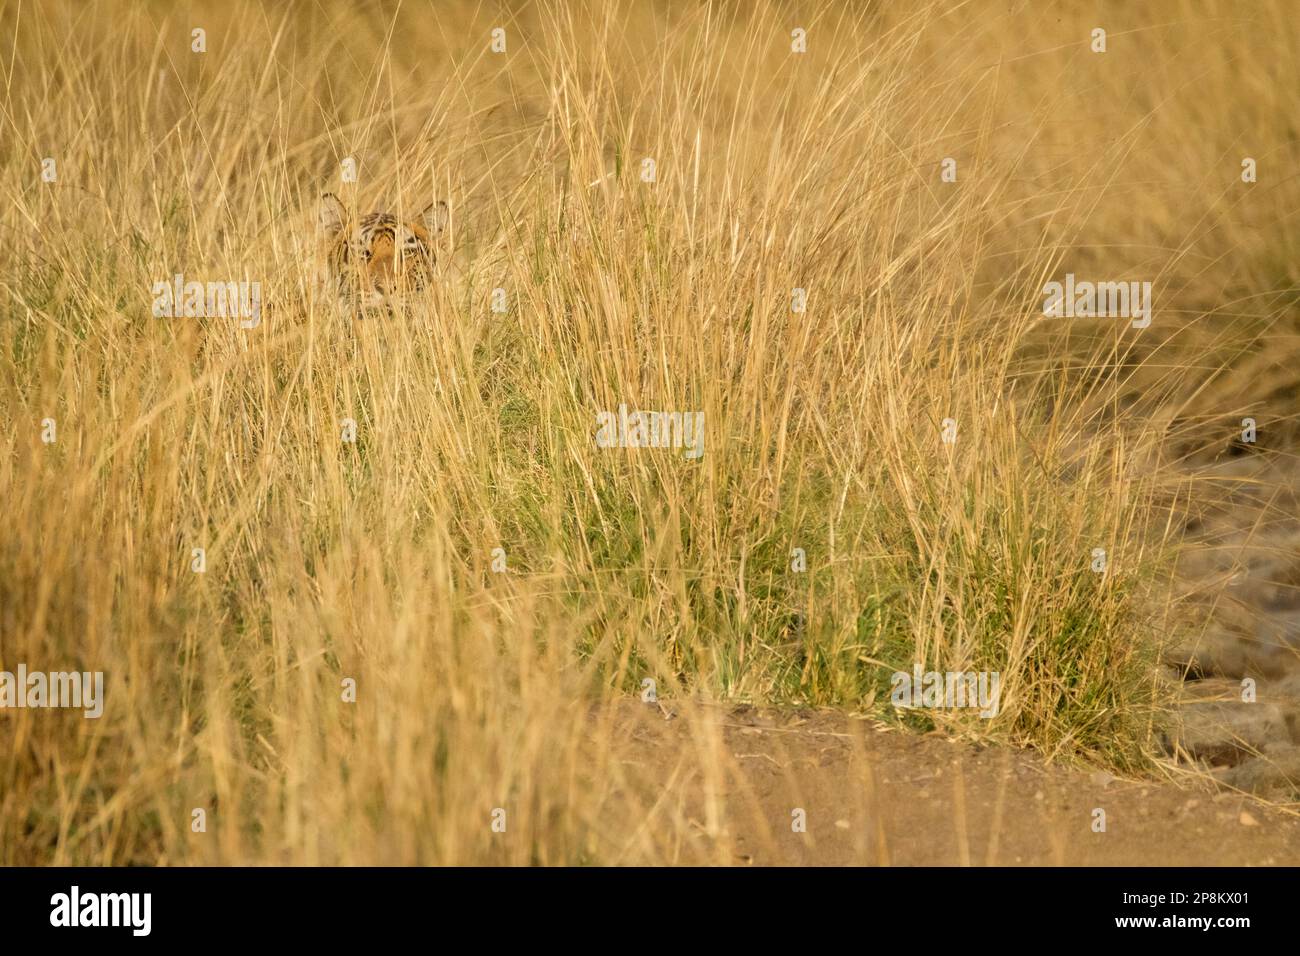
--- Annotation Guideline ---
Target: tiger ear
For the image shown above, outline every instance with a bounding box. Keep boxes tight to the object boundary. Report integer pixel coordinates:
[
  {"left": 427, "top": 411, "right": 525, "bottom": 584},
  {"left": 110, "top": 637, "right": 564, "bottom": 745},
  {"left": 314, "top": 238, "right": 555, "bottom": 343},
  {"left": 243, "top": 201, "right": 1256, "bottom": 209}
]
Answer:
[
  {"left": 317, "top": 193, "right": 346, "bottom": 236},
  {"left": 420, "top": 200, "right": 449, "bottom": 237}
]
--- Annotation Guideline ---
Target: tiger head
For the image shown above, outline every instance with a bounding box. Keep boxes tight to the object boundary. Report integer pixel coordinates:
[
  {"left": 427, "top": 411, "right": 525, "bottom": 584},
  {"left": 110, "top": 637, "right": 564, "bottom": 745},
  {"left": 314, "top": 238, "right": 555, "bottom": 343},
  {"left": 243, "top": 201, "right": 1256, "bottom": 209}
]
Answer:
[{"left": 316, "top": 192, "right": 449, "bottom": 312}]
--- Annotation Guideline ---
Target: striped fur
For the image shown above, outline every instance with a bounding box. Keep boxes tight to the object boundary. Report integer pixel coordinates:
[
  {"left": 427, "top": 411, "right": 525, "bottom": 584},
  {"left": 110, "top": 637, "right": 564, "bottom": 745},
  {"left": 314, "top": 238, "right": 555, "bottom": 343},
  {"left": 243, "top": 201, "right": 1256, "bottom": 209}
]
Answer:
[{"left": 317, "top": 192, "right": 449, "bottom": 312}]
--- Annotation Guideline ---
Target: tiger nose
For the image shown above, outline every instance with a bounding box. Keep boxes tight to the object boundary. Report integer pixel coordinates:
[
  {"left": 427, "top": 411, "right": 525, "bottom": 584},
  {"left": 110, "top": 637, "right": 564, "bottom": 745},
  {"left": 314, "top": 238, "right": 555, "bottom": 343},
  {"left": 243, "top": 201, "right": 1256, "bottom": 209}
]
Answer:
[{"left": 372, "top": 261, "right": 396, "bottom": 293}]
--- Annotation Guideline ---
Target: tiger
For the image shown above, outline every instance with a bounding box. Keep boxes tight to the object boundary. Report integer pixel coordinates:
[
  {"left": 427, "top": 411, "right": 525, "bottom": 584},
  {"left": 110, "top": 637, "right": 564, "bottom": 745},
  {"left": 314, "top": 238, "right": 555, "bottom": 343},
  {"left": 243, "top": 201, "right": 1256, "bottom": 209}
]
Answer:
[{"left": 316, "top": 192, "right": 449, "bottom": 313}]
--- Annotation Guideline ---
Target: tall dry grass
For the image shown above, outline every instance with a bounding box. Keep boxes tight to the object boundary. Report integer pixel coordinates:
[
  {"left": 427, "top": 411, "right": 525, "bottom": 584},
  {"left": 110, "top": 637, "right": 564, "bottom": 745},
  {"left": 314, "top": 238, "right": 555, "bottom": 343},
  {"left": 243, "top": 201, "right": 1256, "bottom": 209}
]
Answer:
[{"left": 1, "top": 0, "right": 1296, "bottom": 863}]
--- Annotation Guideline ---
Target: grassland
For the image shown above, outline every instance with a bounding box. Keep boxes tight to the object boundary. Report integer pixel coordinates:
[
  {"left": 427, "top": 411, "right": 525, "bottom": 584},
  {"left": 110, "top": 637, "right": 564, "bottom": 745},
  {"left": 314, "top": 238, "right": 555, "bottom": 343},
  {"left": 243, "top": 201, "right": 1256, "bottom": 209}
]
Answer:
[{"left": 1, "top": 0, "right": 1297, "bottom": 864}]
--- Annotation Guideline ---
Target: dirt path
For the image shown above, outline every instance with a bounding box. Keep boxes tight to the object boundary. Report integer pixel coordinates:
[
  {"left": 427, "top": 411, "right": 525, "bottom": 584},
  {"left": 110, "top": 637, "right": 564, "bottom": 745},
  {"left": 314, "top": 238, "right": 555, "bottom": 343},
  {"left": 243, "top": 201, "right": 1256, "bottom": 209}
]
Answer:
[
  {"left": 603, "top": 700, "right": 1300, "bottom": 865},
  {"left": 1166, "top": 443, "right": 1300, "bottom": 796}
]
